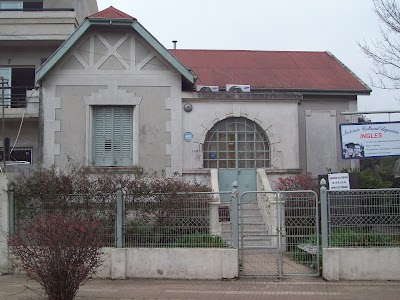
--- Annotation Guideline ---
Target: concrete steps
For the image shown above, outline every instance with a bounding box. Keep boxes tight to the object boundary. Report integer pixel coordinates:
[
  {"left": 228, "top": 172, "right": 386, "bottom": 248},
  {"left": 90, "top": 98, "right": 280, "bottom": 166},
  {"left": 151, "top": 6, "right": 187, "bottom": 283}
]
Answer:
[{"left": 220, "top": 199, "right": 274, "bottom": 249}]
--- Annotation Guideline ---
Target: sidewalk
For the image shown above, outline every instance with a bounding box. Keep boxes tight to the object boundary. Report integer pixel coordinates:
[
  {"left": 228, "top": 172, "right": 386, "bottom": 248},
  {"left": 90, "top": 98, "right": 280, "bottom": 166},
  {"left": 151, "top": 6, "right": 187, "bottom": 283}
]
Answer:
[{"left": 1, "top": 275, "right": 400, "bottom": 300}]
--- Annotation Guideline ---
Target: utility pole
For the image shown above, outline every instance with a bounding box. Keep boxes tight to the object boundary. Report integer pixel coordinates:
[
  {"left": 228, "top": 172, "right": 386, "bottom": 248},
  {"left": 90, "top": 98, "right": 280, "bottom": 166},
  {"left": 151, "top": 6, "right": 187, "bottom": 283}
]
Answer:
[{"left": 1, "top": 76, "right": 5, "bottom": 168}]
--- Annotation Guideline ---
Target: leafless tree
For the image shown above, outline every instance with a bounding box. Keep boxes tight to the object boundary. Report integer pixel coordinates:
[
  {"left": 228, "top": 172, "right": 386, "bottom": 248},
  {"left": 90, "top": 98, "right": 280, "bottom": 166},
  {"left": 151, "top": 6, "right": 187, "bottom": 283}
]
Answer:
[{"left": 359, "top": 0, "right": 400, "bottom": 89}]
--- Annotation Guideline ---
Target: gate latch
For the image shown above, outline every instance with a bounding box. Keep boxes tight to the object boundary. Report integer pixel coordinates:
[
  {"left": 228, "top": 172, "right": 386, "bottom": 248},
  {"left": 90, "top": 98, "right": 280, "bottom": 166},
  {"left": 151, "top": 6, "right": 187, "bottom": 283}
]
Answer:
[{"left": 231, "top": 181, "right": 238, "bottom": 198}]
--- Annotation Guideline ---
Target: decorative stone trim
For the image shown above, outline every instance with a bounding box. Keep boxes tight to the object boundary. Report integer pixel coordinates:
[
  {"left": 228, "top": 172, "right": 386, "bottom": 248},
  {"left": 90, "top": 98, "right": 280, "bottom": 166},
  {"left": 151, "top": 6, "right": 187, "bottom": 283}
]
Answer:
[
  {"left": 83, "top": 87, "right": 142, "bottom": 166},
  {"left": 42, "top": 95, "right": 61, "bottom": 167}
]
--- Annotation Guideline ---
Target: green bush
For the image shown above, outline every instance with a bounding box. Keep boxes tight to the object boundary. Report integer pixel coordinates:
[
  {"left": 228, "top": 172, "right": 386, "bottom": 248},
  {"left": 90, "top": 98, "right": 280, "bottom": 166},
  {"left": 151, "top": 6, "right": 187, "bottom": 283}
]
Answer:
[
  {"left": 358, "top": 170, "right": 392, "bottom": 189},
  {"left": 329, "top": 228, "right": 400, "bottom": 247},
  {"left": 360, "top": 156, "right": 400, "bottom": 188},
  {"left": 170, "top": 233, "right": 231, "bottom": 248}
]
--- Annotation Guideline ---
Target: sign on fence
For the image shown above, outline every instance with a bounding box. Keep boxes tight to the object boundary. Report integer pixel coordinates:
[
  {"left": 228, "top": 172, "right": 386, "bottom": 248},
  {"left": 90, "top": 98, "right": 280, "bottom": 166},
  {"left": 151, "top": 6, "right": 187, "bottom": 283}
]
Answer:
[
  {"left": 340, "top": 122, "right": 400, "bottom": 159},
  {"left": 328, "top": 173, "right": 350, "bottom": 190}
]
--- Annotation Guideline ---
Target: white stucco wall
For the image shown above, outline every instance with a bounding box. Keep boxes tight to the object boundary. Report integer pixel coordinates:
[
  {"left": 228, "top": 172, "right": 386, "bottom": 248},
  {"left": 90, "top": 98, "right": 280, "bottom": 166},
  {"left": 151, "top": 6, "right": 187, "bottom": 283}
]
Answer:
[
  {"left": 41, "top": 29, "right": 184, "bottom": 176},
  {"left": 298, "top": 99, "right": 359, "bottom": 176},
  {"left": 323, "top": 248, "right": 400, "bottom": 281},
  {"left": 181, "top": 98, "right": 300, "bottom": 172},
  {"left": 96, "top": 248, "right": 238, "bottom": 280}
]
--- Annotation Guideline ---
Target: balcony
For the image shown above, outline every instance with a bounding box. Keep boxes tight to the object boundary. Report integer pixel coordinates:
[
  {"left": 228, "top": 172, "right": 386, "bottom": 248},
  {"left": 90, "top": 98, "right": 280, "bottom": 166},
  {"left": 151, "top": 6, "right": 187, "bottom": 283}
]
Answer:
[
  {"left": 0, "top": 9, "right": 78, "bottom": 43},
  {"left": 1, "top": 87, "right": 39, "bottom": 118}
]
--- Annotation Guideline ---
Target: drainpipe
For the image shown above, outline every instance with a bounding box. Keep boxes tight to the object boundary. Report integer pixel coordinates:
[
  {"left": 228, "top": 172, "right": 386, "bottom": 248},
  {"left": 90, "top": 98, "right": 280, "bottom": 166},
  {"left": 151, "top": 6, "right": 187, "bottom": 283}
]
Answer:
[
  {"left": 38, "top": 80, "right": 43, "bottom": 166},
  {"left": 1, "top": 76, "right": 5, "bottom": 168}
]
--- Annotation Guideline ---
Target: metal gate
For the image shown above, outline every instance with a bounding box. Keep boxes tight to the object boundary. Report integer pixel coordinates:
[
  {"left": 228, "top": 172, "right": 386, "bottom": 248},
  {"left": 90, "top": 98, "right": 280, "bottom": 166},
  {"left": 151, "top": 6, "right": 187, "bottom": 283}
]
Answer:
[{"left": 239, "top": 190, "right": 320, "bottom": 277}]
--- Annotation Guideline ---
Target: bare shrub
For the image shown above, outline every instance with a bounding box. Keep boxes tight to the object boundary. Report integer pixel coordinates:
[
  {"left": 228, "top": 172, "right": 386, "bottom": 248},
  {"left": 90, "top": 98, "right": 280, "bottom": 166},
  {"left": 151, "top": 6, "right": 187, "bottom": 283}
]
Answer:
[{"left": 8, "top": 213, "right": 105, "bottom": 300}]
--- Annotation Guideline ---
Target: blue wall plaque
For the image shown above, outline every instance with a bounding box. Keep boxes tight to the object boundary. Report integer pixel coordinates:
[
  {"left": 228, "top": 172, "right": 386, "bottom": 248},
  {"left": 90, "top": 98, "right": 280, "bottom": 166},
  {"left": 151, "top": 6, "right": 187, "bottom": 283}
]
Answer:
[{"left": 184, "top": 132, "right": 193, "bottom": 142}]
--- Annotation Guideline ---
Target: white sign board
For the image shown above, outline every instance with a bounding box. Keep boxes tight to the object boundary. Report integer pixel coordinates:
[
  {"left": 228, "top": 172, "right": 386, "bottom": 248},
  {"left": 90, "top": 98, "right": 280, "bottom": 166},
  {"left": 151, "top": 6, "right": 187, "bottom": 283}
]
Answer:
[
  {"left": 328, "top": 173, "right": 350, "bottom": 190},
  {"left": 340, "top": 122, "right": 400, "bottom": 159}
]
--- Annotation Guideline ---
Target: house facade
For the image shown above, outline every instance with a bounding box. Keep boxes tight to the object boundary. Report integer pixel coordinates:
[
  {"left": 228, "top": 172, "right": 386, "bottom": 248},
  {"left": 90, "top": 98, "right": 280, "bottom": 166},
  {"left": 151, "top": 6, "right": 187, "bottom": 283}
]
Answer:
[{"left": 3, "top": 5, "right": 371, "bottom": 192}]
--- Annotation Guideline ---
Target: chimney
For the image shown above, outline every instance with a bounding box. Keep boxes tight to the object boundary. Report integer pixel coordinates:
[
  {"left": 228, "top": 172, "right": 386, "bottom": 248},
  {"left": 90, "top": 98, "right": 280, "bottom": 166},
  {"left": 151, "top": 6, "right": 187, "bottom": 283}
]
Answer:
[{"left": 172, "top": 40, "right": 177, "bottom": 49}]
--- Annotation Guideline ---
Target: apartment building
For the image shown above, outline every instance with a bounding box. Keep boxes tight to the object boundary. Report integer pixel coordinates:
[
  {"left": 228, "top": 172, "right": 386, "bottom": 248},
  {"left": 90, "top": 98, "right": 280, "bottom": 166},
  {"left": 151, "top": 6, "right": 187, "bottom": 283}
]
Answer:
[{"left": 0, "top": 0, "right": 97, "bottom": 171}]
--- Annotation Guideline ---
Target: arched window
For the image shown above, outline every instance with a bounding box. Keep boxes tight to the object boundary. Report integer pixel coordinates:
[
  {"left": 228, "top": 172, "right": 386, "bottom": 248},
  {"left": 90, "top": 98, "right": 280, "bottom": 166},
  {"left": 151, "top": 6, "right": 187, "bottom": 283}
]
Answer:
[{"left": 203, "top": 117, "right": 270, "bottom": 169}]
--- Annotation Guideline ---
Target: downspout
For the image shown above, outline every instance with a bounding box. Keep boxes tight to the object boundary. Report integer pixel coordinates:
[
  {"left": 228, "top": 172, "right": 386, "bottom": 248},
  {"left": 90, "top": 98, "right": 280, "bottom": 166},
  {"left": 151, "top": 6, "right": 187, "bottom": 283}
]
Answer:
[{"left": 38, "top": 80, "right": 43, "bottom": 166}]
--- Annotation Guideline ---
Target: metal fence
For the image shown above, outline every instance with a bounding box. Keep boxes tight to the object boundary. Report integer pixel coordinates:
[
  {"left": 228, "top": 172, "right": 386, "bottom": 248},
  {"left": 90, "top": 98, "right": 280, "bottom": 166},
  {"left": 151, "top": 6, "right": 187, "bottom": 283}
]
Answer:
[
  {"left": 14, "top": 193, "right": 117, "bottom": 247},
  {"left": 238, "top": 191, "right": 320, "bottom": 277},
  {"left": 122, "top": 192, "right": 231, "bottom": 248},
  {"left": 326, "top": 189, "right": 400, "bottom": 248},
  {"left": 13, "top": 189, "right": 234, "bottom": 249}
]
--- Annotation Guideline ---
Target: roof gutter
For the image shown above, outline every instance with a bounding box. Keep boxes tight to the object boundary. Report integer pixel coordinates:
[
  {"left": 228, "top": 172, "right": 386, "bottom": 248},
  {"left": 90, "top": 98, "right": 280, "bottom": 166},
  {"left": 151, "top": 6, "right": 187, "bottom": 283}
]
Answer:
[
  {"left": 247, "top": 88, "right": 371, "bottom": 96},
  {"left": 88, "top": 18, "right": 135, "bottom": 26},
  {"left": 36, "top": 18, "right": 195, "bottom": 86},
  {"left": 36, "top": 19, "right": 91, "bottom": 81},
  {"left": 131, "top": 20, "right": 195, "bottom": 84}
]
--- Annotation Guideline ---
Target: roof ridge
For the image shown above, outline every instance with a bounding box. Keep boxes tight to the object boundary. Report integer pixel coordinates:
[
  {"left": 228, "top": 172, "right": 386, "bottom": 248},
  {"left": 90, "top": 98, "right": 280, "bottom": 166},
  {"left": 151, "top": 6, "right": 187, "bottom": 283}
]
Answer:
[{"left": 88, "top": 6, "right": 135, "bottom": 20}]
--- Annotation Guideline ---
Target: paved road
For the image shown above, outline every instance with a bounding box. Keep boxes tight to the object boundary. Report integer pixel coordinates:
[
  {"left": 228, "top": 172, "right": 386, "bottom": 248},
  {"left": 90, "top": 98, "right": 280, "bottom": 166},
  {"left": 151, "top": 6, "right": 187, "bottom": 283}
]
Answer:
[{"left": 1, "top": 275, "right": 400, "bottom": 300}]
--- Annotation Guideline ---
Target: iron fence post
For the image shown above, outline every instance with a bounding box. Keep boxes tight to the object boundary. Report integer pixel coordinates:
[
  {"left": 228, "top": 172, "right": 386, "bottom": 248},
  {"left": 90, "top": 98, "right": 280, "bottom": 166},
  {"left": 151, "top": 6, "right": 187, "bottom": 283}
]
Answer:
[
  {"left": 320, "top": 178, "right": 328, "bottom": 248},
  {"left": 8, "top": 183, "right": 14, "bottom": 235},
  {"left": 277, "top": 192, "right": 283, "bottom": 277},
  {"left": 231, "top": 181, "right": 239, "bottom": 249},
  {"left": 116, "top": 184, "right": 124, "bottom": 248}
]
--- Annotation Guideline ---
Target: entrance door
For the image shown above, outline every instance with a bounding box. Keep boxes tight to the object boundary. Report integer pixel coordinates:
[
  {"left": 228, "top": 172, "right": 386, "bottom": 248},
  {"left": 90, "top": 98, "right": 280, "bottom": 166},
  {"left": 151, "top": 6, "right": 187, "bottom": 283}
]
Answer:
[
  {"left": 203, "top": 117, "right": 270, "bottom": 193},
  {"left": 218, "top": 169, "right": 256, "bottom": 194}
]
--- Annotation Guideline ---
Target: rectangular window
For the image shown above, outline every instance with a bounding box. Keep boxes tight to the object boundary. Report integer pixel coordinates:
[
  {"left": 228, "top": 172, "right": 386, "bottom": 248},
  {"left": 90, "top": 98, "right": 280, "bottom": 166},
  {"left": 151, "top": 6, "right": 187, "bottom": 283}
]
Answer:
[
  {"left": 0, "top": 1, "right": 23, "bottom": 9},
  {"left": 0, "top": 67, "right": 35, "bottom": 108},
  {"left": 23, "top": 1, "right": 43, "bottom": 9},
  {"left": 92, "top": 106, "right": 133, "bottom": 167},
  {"left": 0, "top": 68, "right": 11, "bottom": 107},
  {"left": 0, "top": 147, "right": 32, "bottom": 164}
]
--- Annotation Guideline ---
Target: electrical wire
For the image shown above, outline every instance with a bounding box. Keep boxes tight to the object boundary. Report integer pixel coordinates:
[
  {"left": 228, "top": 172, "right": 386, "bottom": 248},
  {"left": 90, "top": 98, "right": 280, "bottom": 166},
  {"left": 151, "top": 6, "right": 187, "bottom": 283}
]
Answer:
[
  {"left": 1, "top": 88, "right": 36, "bottom": 167},
  {"left": 10, "top": 88, "right": 36, "bottom": 153}
]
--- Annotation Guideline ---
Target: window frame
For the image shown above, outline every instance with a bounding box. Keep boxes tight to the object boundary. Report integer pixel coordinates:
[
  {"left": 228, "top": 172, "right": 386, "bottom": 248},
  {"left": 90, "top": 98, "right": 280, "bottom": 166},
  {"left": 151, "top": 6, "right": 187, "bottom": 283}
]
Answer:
[
  {"left": 203, "top": 117, "right": 271, "bottom": 169},
  {"left": 0, "top": 1, "right": 23, "bottom": 9},
  {"left": 91, "top": 105, "right": 134, "bottom": 167}
]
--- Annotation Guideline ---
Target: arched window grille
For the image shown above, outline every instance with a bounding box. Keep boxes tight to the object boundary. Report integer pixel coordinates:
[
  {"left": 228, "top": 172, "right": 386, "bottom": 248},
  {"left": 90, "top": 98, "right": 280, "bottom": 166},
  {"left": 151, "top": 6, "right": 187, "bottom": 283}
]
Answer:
[{"left": 203, "top": 117, "right": 270, "bottom": 169}]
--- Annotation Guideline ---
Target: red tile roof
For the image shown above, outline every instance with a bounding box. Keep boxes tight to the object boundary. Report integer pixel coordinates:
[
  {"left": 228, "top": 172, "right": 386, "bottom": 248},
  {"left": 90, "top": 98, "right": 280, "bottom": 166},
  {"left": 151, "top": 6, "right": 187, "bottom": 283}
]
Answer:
[
  {"left": 170, "top": 50, "right": 370, "bottom": 93},
  {"left": 88, "top": 6, "right": 135, "bottom": 20}
]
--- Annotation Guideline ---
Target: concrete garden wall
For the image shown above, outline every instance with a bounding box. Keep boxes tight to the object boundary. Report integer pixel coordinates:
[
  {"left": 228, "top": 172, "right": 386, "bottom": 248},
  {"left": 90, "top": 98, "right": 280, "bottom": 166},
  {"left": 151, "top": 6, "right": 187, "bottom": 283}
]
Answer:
[
  {"left": 96, "top": 248, "right": 238, "bottom": 280},
  {"left": 323, "top": 248, "right": 400, "bottom": 281}
]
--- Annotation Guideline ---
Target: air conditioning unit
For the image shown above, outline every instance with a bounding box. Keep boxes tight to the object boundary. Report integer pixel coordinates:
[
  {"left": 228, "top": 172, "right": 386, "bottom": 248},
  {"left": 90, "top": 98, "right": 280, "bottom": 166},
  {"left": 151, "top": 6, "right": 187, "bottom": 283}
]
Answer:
[
  {"left": 226, "top": 84, "right": 251, "bottom": 92},
  {"left": 196, "top": 85, "right": 219, "bottom": 92}
]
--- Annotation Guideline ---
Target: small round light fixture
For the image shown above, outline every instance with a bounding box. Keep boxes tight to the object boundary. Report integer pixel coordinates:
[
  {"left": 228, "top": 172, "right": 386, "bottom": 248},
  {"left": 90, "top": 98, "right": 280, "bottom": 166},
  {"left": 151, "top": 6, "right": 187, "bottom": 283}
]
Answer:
[{"left": 183, "top": 103, "right": 193, "bottom": 112}]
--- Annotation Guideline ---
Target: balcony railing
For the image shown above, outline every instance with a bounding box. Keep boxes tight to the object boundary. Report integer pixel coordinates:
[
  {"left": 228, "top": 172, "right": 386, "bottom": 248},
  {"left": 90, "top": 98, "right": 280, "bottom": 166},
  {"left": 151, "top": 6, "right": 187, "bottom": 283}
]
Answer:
[
  {"left": 0, "top": 86, "right": 36, "bottom": 108},
  {"left": 0, "top": 8, "right": 74, "bottom": 12},
  {"left": 0, "top": 87, "right": 39, "bottom": 117}
]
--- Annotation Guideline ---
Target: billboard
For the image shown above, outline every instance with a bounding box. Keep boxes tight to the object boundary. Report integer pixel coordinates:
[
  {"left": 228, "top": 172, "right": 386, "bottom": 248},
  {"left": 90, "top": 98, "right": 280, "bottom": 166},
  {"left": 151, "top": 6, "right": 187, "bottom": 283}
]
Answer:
[{"left": 340, "top": 122, "right": 400, "bottom": 159}]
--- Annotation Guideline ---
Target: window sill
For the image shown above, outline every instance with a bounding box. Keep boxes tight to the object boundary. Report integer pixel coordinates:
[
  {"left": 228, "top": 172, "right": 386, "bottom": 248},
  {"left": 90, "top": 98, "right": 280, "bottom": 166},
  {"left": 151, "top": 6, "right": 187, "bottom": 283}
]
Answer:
[{"left": 85, "top": 166, "right": 143, "bottom": 175}]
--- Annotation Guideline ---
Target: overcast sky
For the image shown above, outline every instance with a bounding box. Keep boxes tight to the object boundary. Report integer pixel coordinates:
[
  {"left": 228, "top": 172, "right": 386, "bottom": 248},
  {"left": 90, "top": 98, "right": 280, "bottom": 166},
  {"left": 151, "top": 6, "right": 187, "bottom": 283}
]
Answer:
[{"left": 97, "top": 0, "right": 400, "bottom": 122}]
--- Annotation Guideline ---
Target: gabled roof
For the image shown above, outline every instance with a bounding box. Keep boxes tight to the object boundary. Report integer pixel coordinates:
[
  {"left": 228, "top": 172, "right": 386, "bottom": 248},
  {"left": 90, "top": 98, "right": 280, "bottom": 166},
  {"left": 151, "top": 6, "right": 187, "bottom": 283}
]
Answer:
[
  {"left": 88, "top": 6, "right": 135, "bottom": 20},
  {"left": 36, "top": 7, "right": 195, "bottom": 84},
  {"left": 170, "top": 49, "right": 371, "bottom": 94}
]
